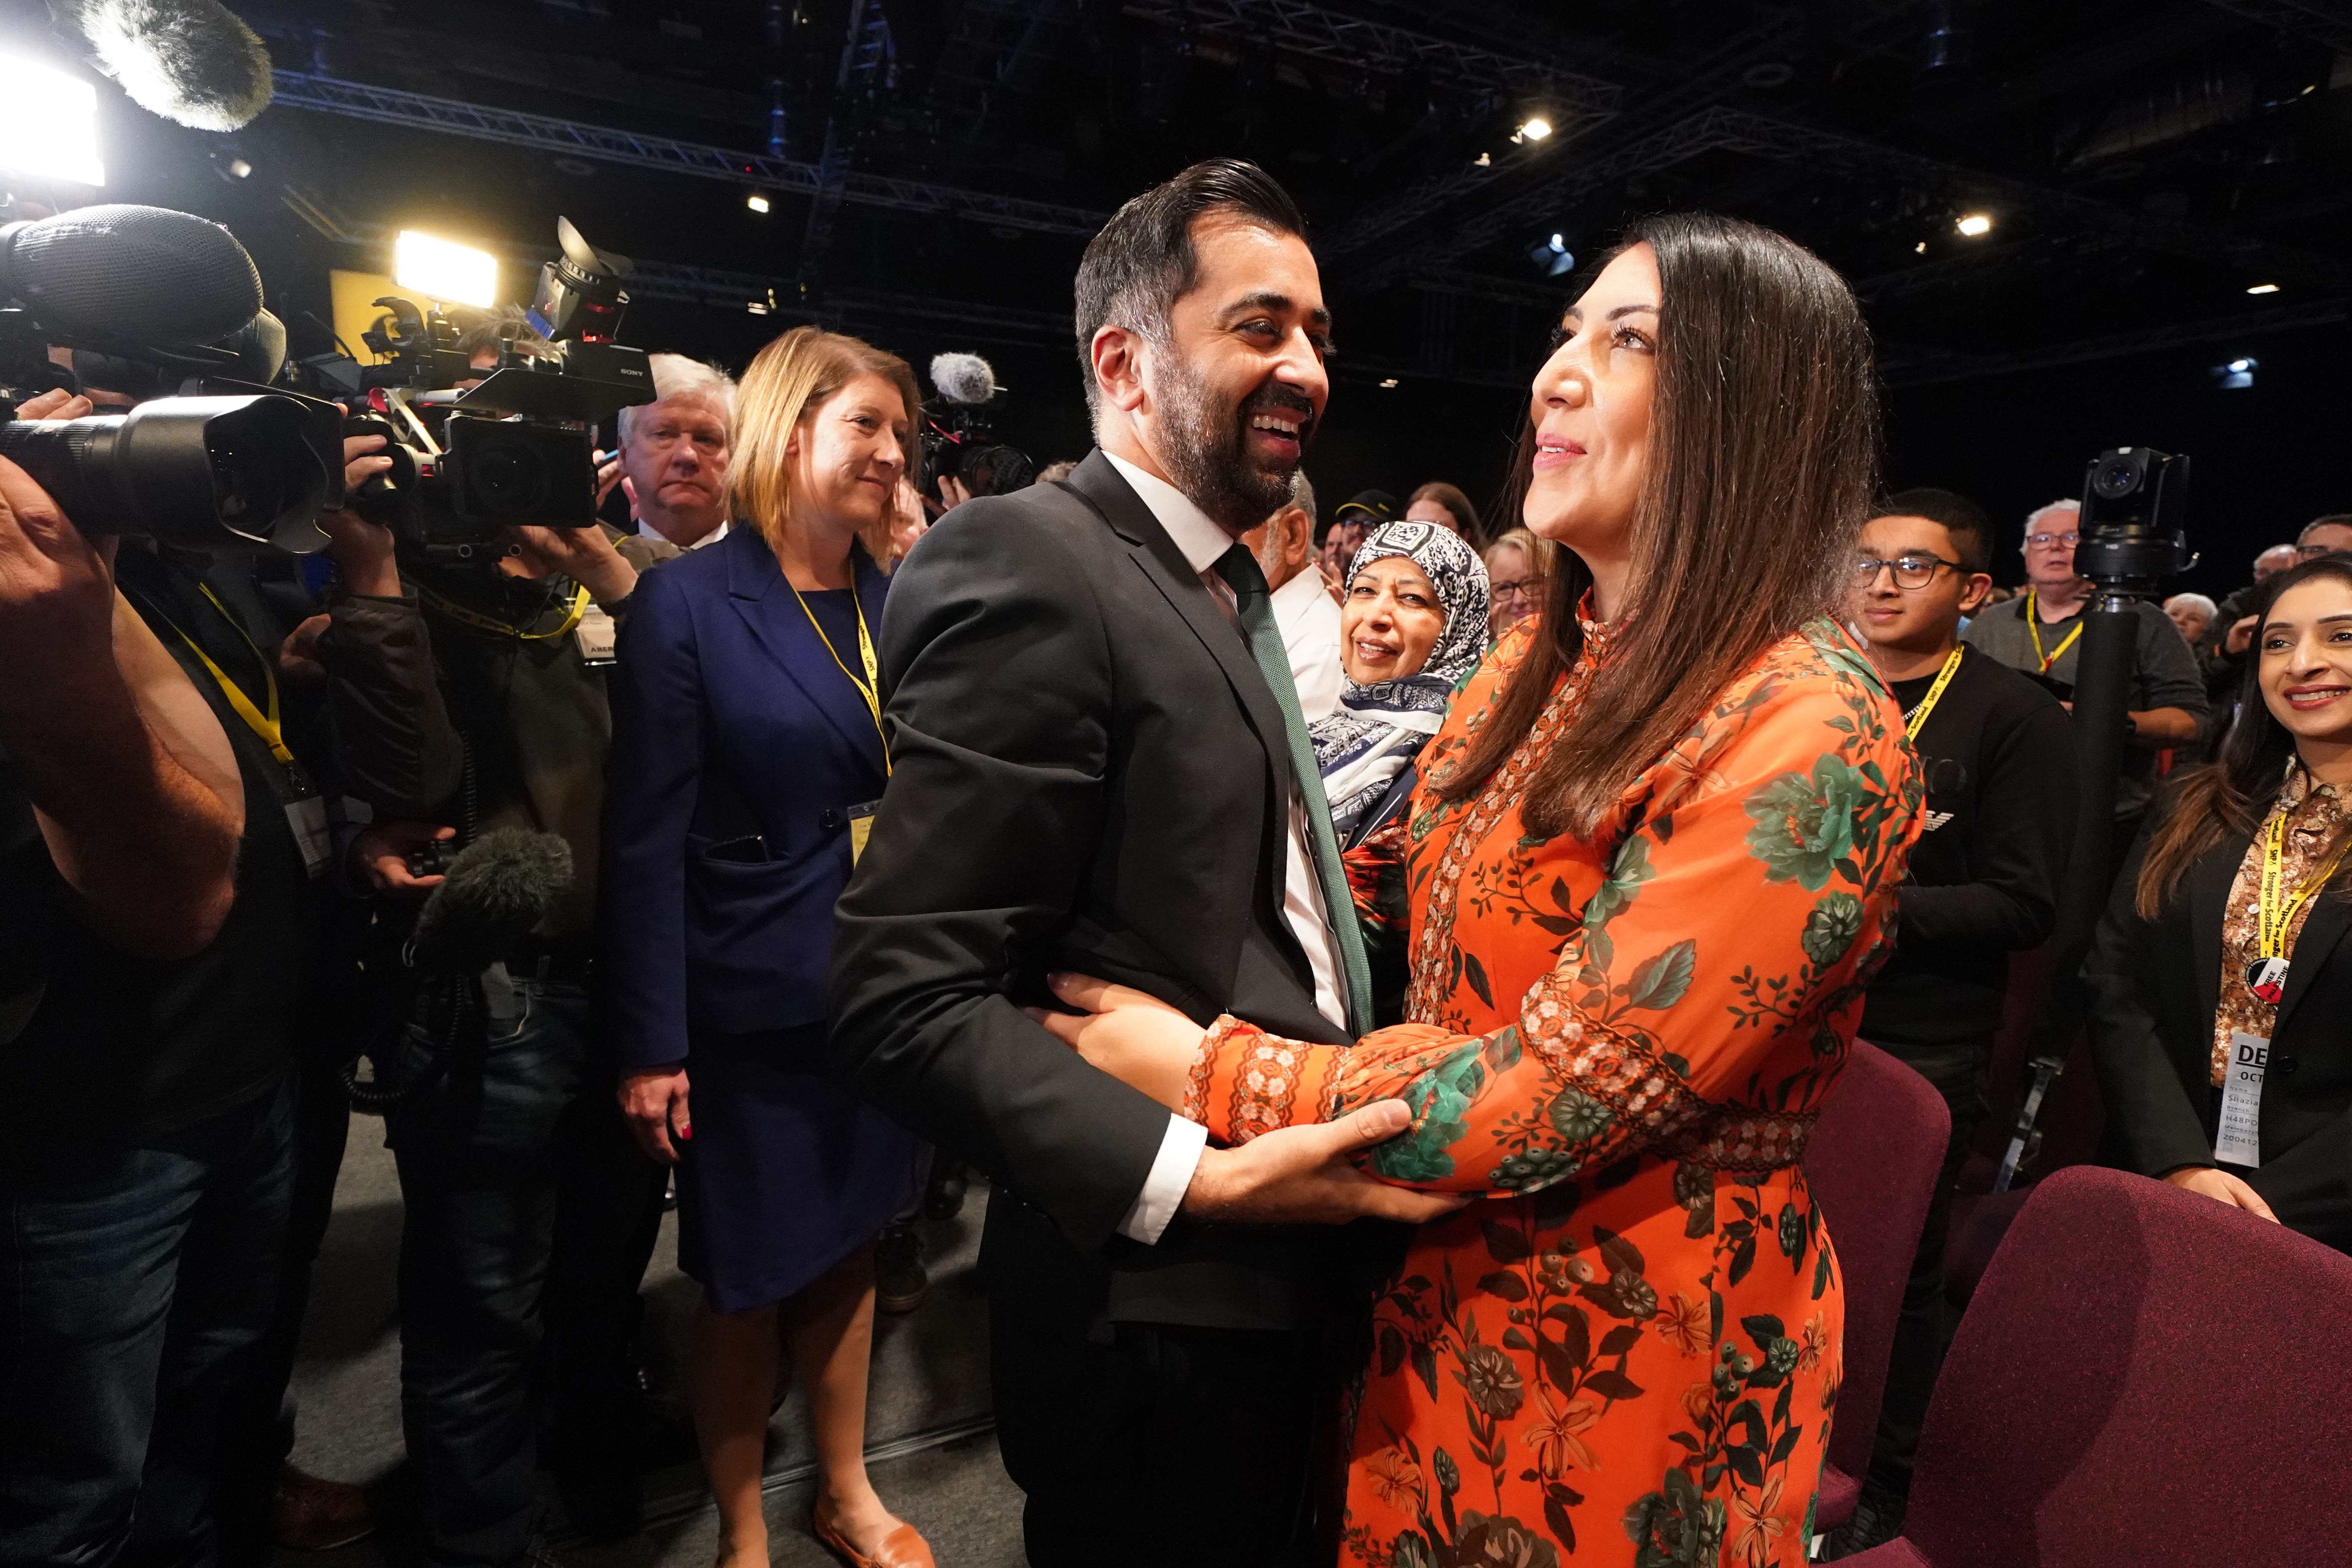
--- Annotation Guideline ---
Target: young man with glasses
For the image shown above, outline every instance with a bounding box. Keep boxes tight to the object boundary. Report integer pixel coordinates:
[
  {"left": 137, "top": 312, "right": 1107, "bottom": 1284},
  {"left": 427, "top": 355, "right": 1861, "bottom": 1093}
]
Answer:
[
  {"left": 1961, "top": 495, "right": 2206, "bottom": 867},
  {"left": 1835, "top": 487, "right": 2077, "bottom": 1552}
]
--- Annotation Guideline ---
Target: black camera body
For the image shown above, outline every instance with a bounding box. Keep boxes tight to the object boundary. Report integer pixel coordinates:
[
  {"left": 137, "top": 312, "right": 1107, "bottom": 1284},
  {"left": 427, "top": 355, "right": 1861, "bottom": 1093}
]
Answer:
[
  {"left": 2075, "top": 446, "right": 2193, "bottom": 596},
  {"left": 917, "top": 401, "right": 1035, "bottom": 502},
  {"left": 325, "top": 220, "right": 654, "bottom": 563}
]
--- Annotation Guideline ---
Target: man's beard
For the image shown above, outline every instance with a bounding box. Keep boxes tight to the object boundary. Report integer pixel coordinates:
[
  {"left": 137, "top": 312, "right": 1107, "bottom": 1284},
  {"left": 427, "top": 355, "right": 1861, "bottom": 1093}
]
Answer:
[{"left": 1151, "top": 346, "right": 1312, "bottom": 533}]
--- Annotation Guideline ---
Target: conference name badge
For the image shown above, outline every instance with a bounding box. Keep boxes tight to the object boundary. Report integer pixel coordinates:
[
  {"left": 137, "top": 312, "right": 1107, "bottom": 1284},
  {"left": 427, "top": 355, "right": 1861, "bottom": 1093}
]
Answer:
[
  {"left": 846, "top": 801, "right": 879, "bottom": 865},
  {"left": 575, "top": 604, "right": 619, "bottom": 665},
  {"left": 2215, "top": 1029, "right": 2267, "bottom": 1168}
]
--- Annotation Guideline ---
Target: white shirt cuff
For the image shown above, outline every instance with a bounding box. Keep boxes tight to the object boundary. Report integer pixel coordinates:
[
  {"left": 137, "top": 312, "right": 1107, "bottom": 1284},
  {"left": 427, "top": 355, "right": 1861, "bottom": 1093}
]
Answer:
[{"left": 1116, "top": 1113, "right": 1208, "bottom": 1244}]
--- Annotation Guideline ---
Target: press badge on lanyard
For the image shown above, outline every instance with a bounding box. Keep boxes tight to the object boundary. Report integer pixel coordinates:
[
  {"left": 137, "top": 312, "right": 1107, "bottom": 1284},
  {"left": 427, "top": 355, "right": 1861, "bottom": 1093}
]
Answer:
[
  {"left": 789, "top": 578, "right": 891, "bottom": 867},
  {"left": 575, "top": 603, "right": 619, "bottom": 665},
  {"left": 2216, "top": 1030, "right": 2268, "bottom": 1167},
  {"left": 164, "top": 586, "right": 335, "bottom": 878},
  {"left": 2220, "top": 808, "right": 2349, "bottom": 1167}
]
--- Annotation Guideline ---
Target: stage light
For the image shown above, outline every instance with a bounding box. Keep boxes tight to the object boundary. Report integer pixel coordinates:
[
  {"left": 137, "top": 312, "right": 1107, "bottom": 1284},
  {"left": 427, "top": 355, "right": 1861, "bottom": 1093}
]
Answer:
[
  {"left": 746, "top": 302, "right": 769, "bottom": 315},
  {"left": 1549, "top": 233, "right": 1567, "bottom": 253},
  {"left": 1915, "top": 241, "right": 1927, "bottom": 253},
  {"left": 2228, "top": 358, "right": 2254, "bottom": 372},
  {"left": 1517, "top": 117, "right": 1553, "bottom": 142},
  {"left": 746, "top": 192, "right": 771, "bottom": 214},
  {"left": 393, "top": 231, "right": 498, "bottom": 308},
  {"left": 1379, "top": 378, "right": 1400, "bottom": 388},
  {"left": 227, "top": 158, "right": 252, "bottom": 178},
  {"left": 2215, "top": 356, "right": 2257, "bottom": 389},
  {"left": 2247, "top": 281, "right": 2280, "bottom": 295},
  {"left": 0, "top": 53, "right": 105, "bottom": 186},
  {"left": 1956, "top": 212, "right": 1993, "bottom": 237}
]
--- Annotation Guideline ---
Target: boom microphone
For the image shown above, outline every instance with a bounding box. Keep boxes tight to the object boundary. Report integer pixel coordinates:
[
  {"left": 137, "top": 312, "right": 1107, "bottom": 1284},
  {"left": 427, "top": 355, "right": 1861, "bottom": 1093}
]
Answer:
[
  {"left": 929, "top": 351, "right": 998, "bottom": 406},
  {"left": 58, "top": 0, "right": 274, "bottom": 132},
  {"left": 0, "top": 204, "right": 264, "bottom": 345},
  {"left": 407, "top": 829, "right": 575, "bottom": 975}
]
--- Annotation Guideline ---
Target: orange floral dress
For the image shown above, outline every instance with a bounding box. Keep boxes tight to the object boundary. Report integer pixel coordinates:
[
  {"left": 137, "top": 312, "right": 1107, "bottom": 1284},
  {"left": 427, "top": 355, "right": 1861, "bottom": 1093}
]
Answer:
[{"left": 1187, "top": 613, "right": 1921, "bottom": 1567}]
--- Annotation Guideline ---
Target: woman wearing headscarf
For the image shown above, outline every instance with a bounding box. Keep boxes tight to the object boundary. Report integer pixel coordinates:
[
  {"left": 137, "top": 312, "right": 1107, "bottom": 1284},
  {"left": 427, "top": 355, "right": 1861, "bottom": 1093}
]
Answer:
[{"left": 1314, "top": 520, "right": 1489, "bottom": 1024}]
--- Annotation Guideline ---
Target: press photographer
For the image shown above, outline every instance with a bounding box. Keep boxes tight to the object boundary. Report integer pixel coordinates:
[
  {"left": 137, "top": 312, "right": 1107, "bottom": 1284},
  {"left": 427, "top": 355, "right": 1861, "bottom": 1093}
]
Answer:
[{"left": 317, "top": 219, "right": 679, "bottom": 1555}]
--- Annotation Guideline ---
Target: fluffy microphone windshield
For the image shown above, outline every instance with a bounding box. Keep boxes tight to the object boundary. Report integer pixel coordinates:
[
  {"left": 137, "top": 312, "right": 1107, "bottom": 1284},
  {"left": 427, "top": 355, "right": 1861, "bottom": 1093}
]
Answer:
[
  {"left": 408, "top": 829, "right": 575, "bottom": 975},
  {"left": 929, "top": 351, "right": 997, "bottom": 406},
  {"left": 64, "top": 0, "right": 275, "bottom": 132},
  {"left": 0, "top": 204, "right": 263, "bottom": 343}
]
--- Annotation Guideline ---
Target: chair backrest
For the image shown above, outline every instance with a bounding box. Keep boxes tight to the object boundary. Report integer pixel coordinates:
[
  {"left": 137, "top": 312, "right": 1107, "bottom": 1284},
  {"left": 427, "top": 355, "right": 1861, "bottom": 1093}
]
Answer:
[
  {"left": 1804, "top": 1039, "right": 1952, "bottom": 1488},
  {"left": 1906, "top": 1166, "right": 2352, "bottom": 1567}
]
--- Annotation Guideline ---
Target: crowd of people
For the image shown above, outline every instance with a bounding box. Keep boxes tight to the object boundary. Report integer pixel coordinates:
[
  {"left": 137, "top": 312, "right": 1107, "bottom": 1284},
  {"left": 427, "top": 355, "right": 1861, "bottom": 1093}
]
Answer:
[{"left": 0, "top": 153, "right": 2344, "bottom": 1568}]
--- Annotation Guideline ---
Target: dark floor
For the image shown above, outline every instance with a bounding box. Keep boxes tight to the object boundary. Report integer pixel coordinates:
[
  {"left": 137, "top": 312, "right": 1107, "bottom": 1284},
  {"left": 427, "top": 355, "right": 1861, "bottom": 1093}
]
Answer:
[{"left": 276, "top": 1112, "right": 1025, "bottom": 1567}]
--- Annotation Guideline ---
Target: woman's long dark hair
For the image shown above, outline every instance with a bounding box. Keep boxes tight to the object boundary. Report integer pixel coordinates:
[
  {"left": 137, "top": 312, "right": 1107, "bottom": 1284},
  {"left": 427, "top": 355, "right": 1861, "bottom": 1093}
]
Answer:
[
  {"left": 1431, "top": 213, "right": 1881, "bottom": 839},
  {"left": 2135, "top": 555, "right": 2352, "bottom": 918}
]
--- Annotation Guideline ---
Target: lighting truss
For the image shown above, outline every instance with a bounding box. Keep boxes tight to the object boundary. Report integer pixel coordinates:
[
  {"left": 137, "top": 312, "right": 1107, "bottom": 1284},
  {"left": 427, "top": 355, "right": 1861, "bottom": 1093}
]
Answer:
[
  {"left": 1879, "top": 294, "right": 2350, "bottom": 387},
  {"left": 265, "top": 72, "right": 1109, "bottom": 237},
  {"left": 2196, "top": 0, "right": 2352, "bottom": 55},
  {"left": 1117, "top": 0, "right": 1621, "bottom": 111}
]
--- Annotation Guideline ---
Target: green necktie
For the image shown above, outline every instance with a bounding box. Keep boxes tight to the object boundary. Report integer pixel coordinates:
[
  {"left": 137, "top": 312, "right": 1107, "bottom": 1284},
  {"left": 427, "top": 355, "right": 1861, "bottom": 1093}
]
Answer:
[{"left": 1214, "top": 543, "right": 1374, "bottom": 1036}]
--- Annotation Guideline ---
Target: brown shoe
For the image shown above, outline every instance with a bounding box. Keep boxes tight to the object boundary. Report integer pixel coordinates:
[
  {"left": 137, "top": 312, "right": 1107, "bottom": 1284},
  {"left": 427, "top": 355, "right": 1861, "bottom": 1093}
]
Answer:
[
  {"left": 811, "top": 1496, "right": 934, "bottom": 1568},
  {"left": 273, "top": 1462, "right": 376, "bottom": 1552}
]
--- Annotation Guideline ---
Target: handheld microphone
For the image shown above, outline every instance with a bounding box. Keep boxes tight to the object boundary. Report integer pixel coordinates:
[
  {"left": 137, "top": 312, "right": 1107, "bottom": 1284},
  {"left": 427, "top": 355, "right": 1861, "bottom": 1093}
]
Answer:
[
  {"left": 59, "top": 0, "right": 274, "bottom": 132},
  {"left": 0, "top": 204, "right": 264, "bottom": 345},
  {"left": 407, "top": 830, "right": 576, "bottom": 976}
]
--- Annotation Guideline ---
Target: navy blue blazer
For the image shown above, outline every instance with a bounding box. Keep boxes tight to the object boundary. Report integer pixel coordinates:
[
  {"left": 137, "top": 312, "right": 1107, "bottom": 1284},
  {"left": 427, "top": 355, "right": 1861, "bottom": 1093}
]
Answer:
[{"left": 604, "top": 525, "right": 891, "bottom": 1067}]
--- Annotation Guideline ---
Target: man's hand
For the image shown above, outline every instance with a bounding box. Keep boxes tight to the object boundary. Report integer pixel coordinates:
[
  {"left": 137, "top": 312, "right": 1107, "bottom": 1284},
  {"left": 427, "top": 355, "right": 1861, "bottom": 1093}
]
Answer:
[
  {"left": 350, "top": 820, "right": 454, "bottom": 898},
  {"left": 319, "top": 439, "right": 401, "bottom": 599},
  {"left": 11, "top": 388, "right": 92, "bottom": 423},
  {"left": 927, "top": 475, "right": 972, "bottom": 519},
  {"left": 1180, "top": 1100, "right": 1471, "bottom": 1226},
  {"left": 277, "top": 612, "right": 330, "bottom": 688},
  {"left": 617, "top": 1064, "right": 691, "bottom": 1164},
  {"left": 2225, "top": 614, "right": 2258, "bottom": 657},
  {"left": 2163, "top": 1164, "right": 2279, "bottom": 1222},
  {"left": 0, "top": 450, "right": 117, "bottom": 675},
  {"left": 507, "top": 524, "right": 637, "bottom": 607}
]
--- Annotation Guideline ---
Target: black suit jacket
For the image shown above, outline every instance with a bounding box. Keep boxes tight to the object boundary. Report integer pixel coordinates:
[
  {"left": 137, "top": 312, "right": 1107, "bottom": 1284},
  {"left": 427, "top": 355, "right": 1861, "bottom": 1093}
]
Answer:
[
  {"left": 2087, "top": 829, "right": 2352, "bottom": 1252},
  {"left": 830, "top": 451, "right": 1359, "bottom": 1329}
]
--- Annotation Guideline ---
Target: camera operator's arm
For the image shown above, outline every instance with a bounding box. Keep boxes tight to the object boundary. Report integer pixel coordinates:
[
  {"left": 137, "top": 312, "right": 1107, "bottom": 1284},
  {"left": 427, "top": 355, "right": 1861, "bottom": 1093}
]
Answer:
[
  {"left": 0, "top": 449, "right": 241, "bottom": 958},
  {"left": 507, "top": 525, "right": 637, "bottom": 609}
]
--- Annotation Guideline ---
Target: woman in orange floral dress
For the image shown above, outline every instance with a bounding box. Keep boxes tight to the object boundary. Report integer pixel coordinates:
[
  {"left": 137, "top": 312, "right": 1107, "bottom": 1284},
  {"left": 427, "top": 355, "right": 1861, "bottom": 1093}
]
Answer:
[{"left": 1041, "top": 214, "right": 1920, "bottom": 1566}]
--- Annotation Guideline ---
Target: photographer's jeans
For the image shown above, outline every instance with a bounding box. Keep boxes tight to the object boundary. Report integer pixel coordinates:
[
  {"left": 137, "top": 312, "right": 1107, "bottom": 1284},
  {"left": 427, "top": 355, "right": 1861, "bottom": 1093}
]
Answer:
[
  {"left": 386, "top": 971, "right": 653, "bottom": 1568},
  {"left": 0, "top": 1077, "right": 296, "bottom": 1568}
]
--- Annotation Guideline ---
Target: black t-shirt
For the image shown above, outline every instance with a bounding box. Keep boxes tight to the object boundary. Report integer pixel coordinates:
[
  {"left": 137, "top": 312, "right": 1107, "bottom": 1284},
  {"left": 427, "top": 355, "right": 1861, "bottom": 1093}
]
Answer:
[
  {"left": 1860, "top": 644, "right": 2078, "bottom": 1054},
  {"left": 0, "top": 549, "right": 307, "bottom": 1153}
]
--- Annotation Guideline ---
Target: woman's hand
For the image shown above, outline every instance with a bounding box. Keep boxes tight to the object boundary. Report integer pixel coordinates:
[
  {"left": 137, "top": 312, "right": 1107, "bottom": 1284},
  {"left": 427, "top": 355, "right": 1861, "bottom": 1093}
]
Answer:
[
  {"left": 2163, "top": 1165, "right": 2279, "bottom": 1222},
  {"left": 1028, "top": 971, "right": 1208, "bottom": 1112},
  {"left": 618, "top": 1064, "right": 692, "bottom": 1164}
]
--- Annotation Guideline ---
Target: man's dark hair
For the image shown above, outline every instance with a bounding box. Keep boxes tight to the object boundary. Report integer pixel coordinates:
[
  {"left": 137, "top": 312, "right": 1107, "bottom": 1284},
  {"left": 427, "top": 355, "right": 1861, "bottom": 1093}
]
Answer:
[
  {"left": 2298, "top": 512, "right": 2352, "bottom": 544},
  {"left": 1879, "top": 485, "right": 1992, "bottom": 576},
  {"left": 1072, "top": 159, "right": 1308, "bottom": 418}
]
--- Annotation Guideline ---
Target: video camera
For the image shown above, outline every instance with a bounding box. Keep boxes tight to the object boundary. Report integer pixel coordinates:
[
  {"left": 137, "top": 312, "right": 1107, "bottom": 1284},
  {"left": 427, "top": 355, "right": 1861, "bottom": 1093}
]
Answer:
[
  {"left": 0, "top": 203, "right": 340, "bottom": 551},
  {"left": 915, "top": 351, "right": 1033, "bottom": 502},
  {"left": 2075, "top": 445, "right": 2193, "bottom": 594},
  {"left": 324, "top": 218, "right": 654, "bottom": 564}
]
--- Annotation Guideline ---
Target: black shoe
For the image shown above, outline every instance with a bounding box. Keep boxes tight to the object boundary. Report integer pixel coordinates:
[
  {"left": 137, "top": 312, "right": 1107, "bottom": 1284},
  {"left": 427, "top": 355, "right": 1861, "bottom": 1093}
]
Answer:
[
  {"left": 874, "top": 1219, "right": 928, "bottom": 1315},
  {"left": 550, "top": 1451, "right": 643, "bottom": 1544},
  {"left": 1823, "top": 1479, "right": 1906, "bottom": 1559},
  {"left": 923, "top": 1160, "right": 968, "bottom": 1222}
]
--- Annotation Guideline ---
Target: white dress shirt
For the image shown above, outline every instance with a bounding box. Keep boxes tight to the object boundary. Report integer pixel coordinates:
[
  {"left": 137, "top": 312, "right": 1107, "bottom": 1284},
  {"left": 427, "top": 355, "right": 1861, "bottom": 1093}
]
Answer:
[
  {"left": 1271, "top": 563, "right": 1344, "bottom": 724},
  {"left": 1100, "top": 451, "right": 1350, "bottom": 1244},
  {"left": 639, "top": 517, "right": 730, "bottom": 548}
]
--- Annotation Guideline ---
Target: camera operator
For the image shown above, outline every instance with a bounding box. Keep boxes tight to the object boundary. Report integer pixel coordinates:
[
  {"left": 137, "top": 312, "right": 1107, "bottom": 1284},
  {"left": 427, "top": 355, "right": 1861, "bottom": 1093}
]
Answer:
[
  {"left": 319, "top": 416, "right": 678, "bottom": 1558},
  {"left": 1963, "top": 497, "right": 2207, "bottom": 869},
  {"left": 0, "top": 389, "right": 314, "bottom": 1568}
]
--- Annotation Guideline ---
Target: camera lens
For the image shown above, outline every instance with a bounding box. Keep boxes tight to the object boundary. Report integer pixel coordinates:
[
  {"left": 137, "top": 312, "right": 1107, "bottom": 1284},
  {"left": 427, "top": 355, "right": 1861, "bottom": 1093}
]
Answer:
[
  {"left": 470, "top": 446, "right": 546, "bottom": 514},
  {"left": 2093, "top": 457, "right": 2144, "bottom": 499}
]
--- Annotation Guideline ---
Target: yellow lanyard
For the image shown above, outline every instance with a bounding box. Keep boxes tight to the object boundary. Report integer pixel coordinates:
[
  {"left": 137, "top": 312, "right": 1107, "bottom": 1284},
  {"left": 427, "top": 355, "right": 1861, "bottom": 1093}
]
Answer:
[
  {"left": 1903, "top": 645, "right": 1966, "bottom": 743},
  {"left": 789, "top": 582, "right": 891, "bottom": 776},
  {"left": 160, "top": 584, "right": 294, "bottom": 766},
  {"left": 418, "top": 582, "right": 592, "bottom": 642},
  {"left": 2024, "top": 590, "right": 2084, "bottom": 673},
  {"left": 2256, "top": 804, "right": 2348, "bottom": 962}
]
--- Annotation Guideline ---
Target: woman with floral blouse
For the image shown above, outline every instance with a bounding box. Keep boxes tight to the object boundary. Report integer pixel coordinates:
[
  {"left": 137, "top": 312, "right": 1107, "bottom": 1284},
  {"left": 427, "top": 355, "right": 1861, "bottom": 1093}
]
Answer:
[{"left": 1038, "top": 213, "right": 1921, "bottom": 1567}]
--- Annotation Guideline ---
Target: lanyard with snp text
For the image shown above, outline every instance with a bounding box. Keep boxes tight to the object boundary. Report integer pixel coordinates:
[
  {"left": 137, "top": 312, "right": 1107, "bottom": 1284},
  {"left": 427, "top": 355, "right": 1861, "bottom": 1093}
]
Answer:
[
  {"left": 1903, "top": 645, "right": 1966, "bottom": 743},
  {"left": 2023, "top": 591, "right": 2084, "bottom": 673},
  {"left": 419, "top": 582, "right": 592, "bottom": 642},
  {"left": 160, "top": 584, "right": 295, "bottom": 766},
  {"left": 2246, "top": 804, "right": 2352, "bottom": 1001},
  {"left": 788, "top": 582, "right": 891, "bottom": 776}
]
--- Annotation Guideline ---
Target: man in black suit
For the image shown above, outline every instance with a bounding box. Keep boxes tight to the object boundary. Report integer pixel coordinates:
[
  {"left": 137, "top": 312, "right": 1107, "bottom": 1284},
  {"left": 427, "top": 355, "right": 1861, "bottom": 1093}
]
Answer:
[{"left": 831, "top": 160, "right": 1456, "bottom": 1564}]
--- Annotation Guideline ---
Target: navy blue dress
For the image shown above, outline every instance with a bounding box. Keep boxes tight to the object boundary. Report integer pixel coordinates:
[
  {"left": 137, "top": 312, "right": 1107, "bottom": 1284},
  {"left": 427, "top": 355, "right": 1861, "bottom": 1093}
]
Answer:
[{"left": 603, "top": 531, "right": 919, "bottom": 1311}]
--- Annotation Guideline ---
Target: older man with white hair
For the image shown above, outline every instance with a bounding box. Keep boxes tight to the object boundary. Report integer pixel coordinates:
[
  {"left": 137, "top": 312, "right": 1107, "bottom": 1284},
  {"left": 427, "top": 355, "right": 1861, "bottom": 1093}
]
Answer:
[{"left": 605, "top": 354, "right": 736, "bottom": 549}]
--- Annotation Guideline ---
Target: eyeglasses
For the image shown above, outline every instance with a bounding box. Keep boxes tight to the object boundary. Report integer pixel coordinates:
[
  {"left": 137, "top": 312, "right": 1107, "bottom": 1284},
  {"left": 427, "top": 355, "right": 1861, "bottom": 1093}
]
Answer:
[
  {"left": 1490, "top": 578, "right": 1544, "bottom": 602},
  {"left": 2024, "top": 531, "right": 2081, "bottom": 550},
  {"left": 1850, "top": 553, "right": 1962, "bottom": 590}
]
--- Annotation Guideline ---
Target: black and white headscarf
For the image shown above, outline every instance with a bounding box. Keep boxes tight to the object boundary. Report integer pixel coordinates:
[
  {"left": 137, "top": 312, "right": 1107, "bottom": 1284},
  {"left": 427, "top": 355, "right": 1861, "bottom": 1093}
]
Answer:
[{"left": 1309, "top": 520, "right": 1490, "bottom": 839}]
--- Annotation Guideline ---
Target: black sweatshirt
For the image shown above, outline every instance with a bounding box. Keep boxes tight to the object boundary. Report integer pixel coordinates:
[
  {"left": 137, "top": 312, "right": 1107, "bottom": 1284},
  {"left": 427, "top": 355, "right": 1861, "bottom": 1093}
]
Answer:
[{"left": 1861, "top": 644, "right": 2078, "bottom": 1050}]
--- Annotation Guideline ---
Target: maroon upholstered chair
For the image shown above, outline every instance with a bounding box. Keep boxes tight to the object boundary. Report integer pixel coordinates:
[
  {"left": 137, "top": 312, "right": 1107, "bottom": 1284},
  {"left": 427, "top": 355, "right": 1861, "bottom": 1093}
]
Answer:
[
  {"left": 1843, "top": 1166, "right": 2352, "bottom": 1568},
  {"left": 1801, "top": 1039, "right": 1951, "bottom": 1532}
]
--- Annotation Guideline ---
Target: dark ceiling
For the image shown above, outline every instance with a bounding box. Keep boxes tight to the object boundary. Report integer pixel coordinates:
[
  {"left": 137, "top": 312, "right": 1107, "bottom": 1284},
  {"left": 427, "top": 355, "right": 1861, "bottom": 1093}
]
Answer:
[{"left": 9, "top": 0, "right": 2352, "bottom": 589}]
